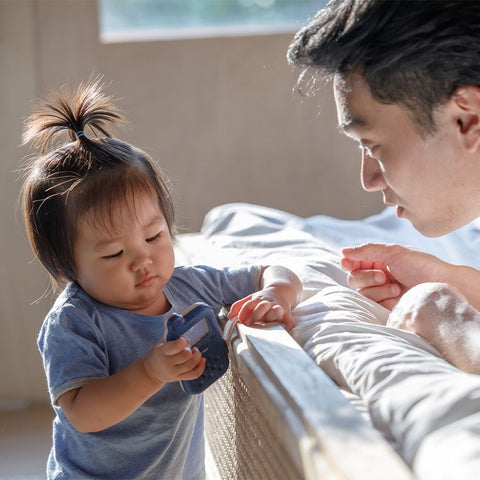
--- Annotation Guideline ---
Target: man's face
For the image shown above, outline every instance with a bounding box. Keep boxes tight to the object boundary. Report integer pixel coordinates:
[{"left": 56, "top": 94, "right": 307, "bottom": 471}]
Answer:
[{"left": 334, "top": 73, "right": 479, "bottom": 237}]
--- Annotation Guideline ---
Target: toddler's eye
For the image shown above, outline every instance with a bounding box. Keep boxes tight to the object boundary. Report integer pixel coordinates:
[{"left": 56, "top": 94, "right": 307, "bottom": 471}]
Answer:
[
  {"left": 103, "top": 250, "right": 123, "bottom": 259},
  {"left": 146, "top": 233, "right": 160, "bottom": 243}
]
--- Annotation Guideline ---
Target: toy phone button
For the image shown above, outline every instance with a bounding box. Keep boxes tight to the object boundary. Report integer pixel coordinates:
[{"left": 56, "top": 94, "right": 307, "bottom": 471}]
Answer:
[{"left": 172, "top": 318, "right": 185, "bottom": 331}]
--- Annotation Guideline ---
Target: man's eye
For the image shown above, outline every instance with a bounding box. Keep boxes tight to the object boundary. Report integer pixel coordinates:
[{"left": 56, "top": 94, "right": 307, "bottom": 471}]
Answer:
[
  {"left": 103, "top": 250, "right": 123, "bottom": 259},
  {"left": 146, "top": 233, "right": 160, "bottom": 243}
]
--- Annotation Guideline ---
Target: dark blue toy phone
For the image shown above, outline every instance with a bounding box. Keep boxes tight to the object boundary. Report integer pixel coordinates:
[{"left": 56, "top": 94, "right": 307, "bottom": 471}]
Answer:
[{"left": 164, "top": 302, "right": 229, "bottom": 394}]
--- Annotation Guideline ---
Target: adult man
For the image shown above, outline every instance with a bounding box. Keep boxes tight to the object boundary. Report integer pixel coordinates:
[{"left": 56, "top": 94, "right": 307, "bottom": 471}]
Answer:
[{"left": 288, "top": 0, "right": 480, "bottom": 373}]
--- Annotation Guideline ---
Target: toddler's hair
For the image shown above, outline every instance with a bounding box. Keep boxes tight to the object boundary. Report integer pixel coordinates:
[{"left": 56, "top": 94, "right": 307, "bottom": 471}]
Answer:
[{"left": 21, "top": 78, "right": 175, "bottom": 288}]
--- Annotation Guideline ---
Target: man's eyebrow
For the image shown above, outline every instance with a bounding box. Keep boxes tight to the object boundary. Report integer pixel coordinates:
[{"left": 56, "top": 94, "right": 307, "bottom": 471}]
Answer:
[{"left": 339, "top": 116, "right": 368, "bottom": 132}]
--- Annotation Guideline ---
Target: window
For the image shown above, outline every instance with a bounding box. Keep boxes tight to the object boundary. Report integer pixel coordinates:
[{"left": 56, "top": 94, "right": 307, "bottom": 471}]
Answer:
[{"left": 99, "top": 0, "right": 325, "bottom": 42}]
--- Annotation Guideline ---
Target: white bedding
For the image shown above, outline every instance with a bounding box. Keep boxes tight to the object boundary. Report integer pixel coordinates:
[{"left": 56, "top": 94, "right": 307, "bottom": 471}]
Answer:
[{"left": 196, "top": 203, "right": 480, "bottom": 480}]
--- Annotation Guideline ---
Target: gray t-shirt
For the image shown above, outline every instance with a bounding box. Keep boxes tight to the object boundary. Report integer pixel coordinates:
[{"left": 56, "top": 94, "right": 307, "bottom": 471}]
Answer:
[{"left": 38, "top": 264, "right": 261, "bottom": 479}]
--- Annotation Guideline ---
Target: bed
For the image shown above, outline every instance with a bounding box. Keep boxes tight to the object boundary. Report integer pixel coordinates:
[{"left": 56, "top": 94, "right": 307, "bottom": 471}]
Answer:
[{"left": 175, "top": 203, "right": 480, "bottom": 480}]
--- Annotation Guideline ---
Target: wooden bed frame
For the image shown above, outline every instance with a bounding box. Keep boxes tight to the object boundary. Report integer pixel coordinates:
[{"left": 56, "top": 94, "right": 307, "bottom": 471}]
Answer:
[
  {"left": 176, "top": 234, "right": 414, "bottom": 480},
  {"left": 204, "top": 321, "right": 413, "bottom": 480}
]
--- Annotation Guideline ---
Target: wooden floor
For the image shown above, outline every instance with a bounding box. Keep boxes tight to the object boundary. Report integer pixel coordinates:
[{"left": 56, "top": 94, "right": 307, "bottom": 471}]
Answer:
[
  {"left": 0, "top": 402, "right": 53, "bottom": 479},
  {"left": 0, "top": 401, "right": 220, "bottom": 480}
]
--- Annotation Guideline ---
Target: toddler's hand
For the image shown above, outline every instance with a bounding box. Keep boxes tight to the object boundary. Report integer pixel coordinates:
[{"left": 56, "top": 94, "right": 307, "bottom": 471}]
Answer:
[
  {"left": 228, "top": 288, "right": 296, "bottom": 331},
  {"left": 143, "top": 337, "right": 205, "bottom": 384}
]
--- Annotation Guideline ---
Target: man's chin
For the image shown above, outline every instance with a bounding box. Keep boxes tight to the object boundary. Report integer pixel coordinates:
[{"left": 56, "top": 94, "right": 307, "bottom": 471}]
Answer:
[{"left": 409, "top": 216, "right": 461, "bottom": 238}]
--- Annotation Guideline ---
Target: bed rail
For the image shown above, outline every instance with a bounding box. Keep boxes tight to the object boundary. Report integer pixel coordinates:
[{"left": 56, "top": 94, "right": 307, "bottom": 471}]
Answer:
[{"left": 204, "top": 322, "right": 413, "bottom": 480}]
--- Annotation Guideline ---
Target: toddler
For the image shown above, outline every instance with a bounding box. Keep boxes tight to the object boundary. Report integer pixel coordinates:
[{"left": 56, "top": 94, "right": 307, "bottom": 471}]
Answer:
[{"left": 21, "top": 79, "right": 302, "bottom": 479}]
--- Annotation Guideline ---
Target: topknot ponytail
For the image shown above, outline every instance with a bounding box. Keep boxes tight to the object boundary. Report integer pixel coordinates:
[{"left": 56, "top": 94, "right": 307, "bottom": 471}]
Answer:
[
  {"left": 21, "top": 77, "right": 176, "bottom": 289},
  {"left": 22, "top": 76, "right": 123, "bottom": 153}
]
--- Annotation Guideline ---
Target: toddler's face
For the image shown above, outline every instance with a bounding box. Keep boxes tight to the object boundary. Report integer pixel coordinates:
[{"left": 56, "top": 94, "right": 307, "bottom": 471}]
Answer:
[{"left": 73, "top": 190, "right": 175, "bottom": 315}]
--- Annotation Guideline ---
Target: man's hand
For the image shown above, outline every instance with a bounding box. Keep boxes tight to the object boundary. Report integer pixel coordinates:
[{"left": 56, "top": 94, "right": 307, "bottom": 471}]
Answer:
[{"left": 341, "top": 243, "right": 448, "bottom": 310}]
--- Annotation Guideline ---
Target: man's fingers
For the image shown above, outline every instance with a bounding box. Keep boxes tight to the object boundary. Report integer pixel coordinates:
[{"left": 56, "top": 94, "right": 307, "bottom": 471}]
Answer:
[
  {"left": 342, "top": 243, "right": 403, "bottom": 265},
  {"left": 358, "top": 285, "right": 402, "bottom": 307},
  {"left": 347, "top": 269, "right": 389, "bottom": 289},
  {"left": 379, "top": 298, "right": 401, "bottom": 311},
  {"left": 341, "top": 257, "right": 373, "bottom": 272}
]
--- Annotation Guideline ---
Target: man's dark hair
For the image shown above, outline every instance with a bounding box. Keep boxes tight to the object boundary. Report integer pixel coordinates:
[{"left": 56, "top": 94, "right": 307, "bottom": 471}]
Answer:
[{"left": 288, "top": 0, "right": 480, "bottom": 134}]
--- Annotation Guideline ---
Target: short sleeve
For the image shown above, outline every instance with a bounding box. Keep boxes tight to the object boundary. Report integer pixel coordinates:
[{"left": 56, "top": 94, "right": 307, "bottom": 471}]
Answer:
[{"left": 38, "top": 302, "right": 109, "bottom": 405}]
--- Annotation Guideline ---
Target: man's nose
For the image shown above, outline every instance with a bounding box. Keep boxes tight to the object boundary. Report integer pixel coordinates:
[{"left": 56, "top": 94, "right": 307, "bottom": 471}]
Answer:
[{"left": 360, "top": 152, "right": 386, "bottom": 192}]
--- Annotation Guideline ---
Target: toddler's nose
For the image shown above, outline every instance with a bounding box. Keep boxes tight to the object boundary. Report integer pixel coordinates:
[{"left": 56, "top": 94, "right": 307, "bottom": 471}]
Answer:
[{"left": 131, "top": 250, "right": 152, "bottom": 271}]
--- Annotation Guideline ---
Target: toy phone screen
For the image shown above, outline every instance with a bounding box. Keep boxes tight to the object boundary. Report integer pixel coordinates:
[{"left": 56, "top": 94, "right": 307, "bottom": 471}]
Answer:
[{"left": 184, "top": 317, "right": 208, "bottom": 345}]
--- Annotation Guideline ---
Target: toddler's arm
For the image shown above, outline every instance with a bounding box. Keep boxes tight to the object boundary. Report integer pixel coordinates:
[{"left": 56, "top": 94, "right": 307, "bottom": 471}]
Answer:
[
  {"left": 228, "top": 265, "right": 302, "bottom": 331},
  {"left": 57, "top": 336, "right": 205, "bottom": 433}
]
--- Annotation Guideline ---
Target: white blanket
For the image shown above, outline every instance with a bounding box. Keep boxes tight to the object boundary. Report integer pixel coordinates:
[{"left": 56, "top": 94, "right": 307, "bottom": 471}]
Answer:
[{"left": 200, "top": 203, "right": 480, "bottom": 480}]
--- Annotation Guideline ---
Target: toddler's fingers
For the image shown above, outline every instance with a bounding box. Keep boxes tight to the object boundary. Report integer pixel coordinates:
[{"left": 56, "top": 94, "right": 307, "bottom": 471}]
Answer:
[
  {"left": 261, "top": 305, "right": 296, "bottom": 331},
  {"left": 228, "top": 296, "right": 252, "bottom": 318},
  {"left": 235, "top": 300, "right": 259, "bottom": 323},
  {"left": 171, "top": 345, "right": 199, "bottom": 366},
  {"left": 261, "top": 304, "right": 284, "bottom": 323},
  {"left": 239, "top": 300, "right": 273, "bottom": 324},
  {"left": 175, "top": 346, "right": 200, "bottom": 368},
  {"left": 178, "top": 356, "right": 206, "bottom": 381},
  {"left": 158, "top": 336, "right": 189, "bottom": 356},
  {"left": 281, "top": 312, "right": 296, "bottom": 332}
]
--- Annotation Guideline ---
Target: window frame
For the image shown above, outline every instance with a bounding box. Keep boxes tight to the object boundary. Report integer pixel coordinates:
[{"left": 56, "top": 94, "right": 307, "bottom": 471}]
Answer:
[{"left": 99, "top": 0, "right": 323, "bottom": 43}]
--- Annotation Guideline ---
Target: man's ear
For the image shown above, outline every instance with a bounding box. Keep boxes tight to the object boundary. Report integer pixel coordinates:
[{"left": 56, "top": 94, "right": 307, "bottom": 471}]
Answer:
[{"left": 452, "top": 86, "right": 480, "bottom": 152}]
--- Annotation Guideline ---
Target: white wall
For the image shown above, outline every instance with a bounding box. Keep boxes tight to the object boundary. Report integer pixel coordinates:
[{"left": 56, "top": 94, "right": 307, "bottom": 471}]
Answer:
[{"left": 0, "top": 0, "right": 383, "bottom": 403}]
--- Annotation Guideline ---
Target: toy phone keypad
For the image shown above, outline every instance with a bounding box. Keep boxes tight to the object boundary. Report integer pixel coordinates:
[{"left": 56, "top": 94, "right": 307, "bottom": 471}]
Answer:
[{"left": 164, "top": 302, "right": 229, "bottom": 394}]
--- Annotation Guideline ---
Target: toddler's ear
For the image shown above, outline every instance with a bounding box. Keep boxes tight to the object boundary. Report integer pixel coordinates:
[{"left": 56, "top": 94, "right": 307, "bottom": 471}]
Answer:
[{"left": 452, "top": 86, "right": 480, "bottom": 153}]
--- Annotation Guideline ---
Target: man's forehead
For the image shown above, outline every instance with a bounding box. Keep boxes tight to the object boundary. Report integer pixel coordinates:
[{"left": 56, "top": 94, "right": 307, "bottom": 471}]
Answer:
[
  {"left": 333, "top": 74, "right": 350, "bottom": 111},
  {"left": 333, "top": 74, "right": 371, "bottom": 133}
]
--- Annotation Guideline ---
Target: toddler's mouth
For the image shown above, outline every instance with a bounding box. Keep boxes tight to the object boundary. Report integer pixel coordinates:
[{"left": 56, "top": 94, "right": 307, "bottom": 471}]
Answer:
[{"left": 136, "top": 274, "right": 155, "bottom": 288}]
